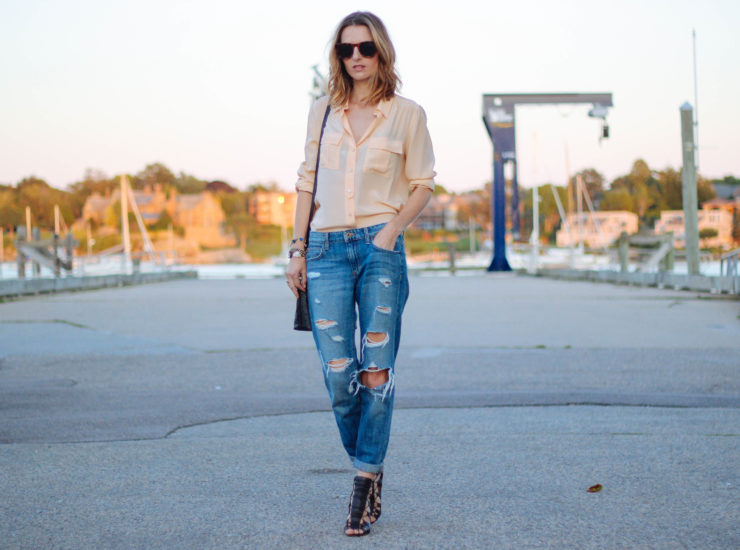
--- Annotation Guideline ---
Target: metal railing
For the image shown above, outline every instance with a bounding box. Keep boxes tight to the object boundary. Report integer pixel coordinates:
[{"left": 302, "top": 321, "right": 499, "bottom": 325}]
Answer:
[
  {"left": 719, "top": 247, "right": 740, "bottom": 294},
  {"left": 15, "top": 226, "right": 78, "bottom": 278},
  {"left": 618, "top": 232, "right": 675, "bottom": 273}
]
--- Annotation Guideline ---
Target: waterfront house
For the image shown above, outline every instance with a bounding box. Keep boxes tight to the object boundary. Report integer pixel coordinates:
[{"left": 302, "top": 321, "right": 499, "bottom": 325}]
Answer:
[
  {"left": 655, "top": 207, "right": 734, "bottom": 249},
  {"left": 555, "top": 211, "right": 638, "bottom": 248},
  {"left": 250, "top": 190, "right": 297, "bottom": 228},
  {"left": 79, "top": 187, "right": 234, "bottom": 249}
]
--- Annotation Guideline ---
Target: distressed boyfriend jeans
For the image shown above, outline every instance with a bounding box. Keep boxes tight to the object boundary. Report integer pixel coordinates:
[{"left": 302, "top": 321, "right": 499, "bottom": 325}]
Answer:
[{"left": 306, "top": 223, "right": 409, "bottom": 473}]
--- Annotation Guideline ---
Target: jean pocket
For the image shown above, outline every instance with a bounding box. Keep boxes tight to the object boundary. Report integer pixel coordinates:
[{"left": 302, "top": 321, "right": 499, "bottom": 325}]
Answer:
[
  {"left": 371, "top": 235, "right": 403, "bottom": 255},
  {"left": 306, "top": 244, "right": 325, "bottom": 261}
]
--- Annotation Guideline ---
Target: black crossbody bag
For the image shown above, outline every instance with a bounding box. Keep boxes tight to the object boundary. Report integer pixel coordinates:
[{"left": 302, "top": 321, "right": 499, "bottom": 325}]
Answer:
[{"left": 294, "top": 103, "right": 331, "bottom": 331}]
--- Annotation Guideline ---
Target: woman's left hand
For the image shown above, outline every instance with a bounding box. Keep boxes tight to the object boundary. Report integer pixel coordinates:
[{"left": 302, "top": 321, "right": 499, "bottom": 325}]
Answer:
[
  {"left": 372, "top": 225, "right": 401, "bottom": 251},
  {"left": 285, "top": 257, "right": 306, "bottom": 298}
]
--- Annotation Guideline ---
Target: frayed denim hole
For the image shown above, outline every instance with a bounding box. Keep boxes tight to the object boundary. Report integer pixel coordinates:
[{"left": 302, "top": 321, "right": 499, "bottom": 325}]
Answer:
[
  {"left": 327, "top": 357, "right": 353, "bottom": 373},
  {"left": 355, "top": 366, "right": 394, "bottom": 401},
  {"left": 315, "top": 319, "right": 338, "bottom": 330},
  {"left": 364, "top": 331, "right": 389, "bottom": 349}
]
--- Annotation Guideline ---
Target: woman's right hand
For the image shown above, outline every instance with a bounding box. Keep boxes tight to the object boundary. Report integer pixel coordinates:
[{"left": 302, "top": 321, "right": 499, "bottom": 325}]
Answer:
[{"left": 285, "top": 257, "right": 306, "bottom": 298}]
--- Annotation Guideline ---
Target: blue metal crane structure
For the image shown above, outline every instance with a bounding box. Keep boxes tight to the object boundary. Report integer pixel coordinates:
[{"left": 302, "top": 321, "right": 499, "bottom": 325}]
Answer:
[{"left": 482, "top": 93, "right": 613, "bottom": 271}]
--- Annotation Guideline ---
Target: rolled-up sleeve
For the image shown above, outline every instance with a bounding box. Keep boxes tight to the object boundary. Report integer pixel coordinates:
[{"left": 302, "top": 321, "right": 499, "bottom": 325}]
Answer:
[
  {"left": 296, "top": 97, "right": 329, "bottom": 194},
  {"left": 404, "top": 105, "right": 436, "bottom": 192}
]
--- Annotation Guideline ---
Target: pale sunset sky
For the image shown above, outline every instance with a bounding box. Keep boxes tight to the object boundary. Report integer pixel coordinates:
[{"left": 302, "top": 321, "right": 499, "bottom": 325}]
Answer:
[{"left": 1, "top": 0, "right": 738, "bottom": 193}]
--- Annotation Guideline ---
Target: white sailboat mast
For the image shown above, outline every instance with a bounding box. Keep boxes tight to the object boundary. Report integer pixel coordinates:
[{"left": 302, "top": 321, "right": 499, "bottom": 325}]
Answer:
[{"left": 120, "top": 175, "right": 131, "bottom": 270}]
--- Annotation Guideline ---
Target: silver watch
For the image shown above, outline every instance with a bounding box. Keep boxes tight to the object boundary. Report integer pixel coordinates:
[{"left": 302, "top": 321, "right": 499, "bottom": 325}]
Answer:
[{"left": 289, "top": 248, "right": 306, "bottom": 259}]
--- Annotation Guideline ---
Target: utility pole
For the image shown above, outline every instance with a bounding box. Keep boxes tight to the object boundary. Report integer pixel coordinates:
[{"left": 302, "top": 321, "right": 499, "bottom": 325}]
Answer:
[{"left": 680, "top": 103, "right": 700, "bottom": 275}]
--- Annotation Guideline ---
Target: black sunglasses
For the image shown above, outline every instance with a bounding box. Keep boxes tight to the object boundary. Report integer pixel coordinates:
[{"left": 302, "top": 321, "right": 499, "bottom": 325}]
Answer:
[{"left": 336, "top": 41, "right": 378, "bottom": 59}]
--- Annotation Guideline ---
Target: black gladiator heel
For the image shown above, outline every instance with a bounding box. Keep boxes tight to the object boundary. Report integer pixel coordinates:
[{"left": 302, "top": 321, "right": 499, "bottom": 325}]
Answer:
[
  {"left": 344, "top": 476, "right": 373, "bottom": 536},
  {"left": 369, "top": 470, "right": 383, "bottom": 523}
]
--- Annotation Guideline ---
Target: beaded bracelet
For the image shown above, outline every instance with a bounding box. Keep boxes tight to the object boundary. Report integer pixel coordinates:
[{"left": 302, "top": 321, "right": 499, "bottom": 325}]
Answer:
[{"left": 291, "top": 237, "right": 305, "bottom": 246}]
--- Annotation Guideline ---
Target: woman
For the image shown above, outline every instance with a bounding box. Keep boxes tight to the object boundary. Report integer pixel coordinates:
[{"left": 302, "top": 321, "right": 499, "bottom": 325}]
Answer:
[{"left": 286, "top": 11, "right": 435, "bottom": 536}]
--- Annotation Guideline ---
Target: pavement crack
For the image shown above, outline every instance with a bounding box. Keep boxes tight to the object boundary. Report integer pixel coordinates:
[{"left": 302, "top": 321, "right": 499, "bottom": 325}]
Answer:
[
  {"left": 2, "top": 402, "right": 738, "bottom": 446},
  {"left": 0, "top": 319, "right": 93, "bottom": 330},
  {"left": 163, "top": 409, "right": 330, "bottom": 438},
  {"left": 164, "top": 414, "right": 259, "bottom": 438}
]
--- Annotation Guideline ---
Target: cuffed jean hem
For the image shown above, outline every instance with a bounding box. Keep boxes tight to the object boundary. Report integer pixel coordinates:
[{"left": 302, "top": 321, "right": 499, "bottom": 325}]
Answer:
[{"left": 352, "top": 458, "right": 384, "bottom": 474}]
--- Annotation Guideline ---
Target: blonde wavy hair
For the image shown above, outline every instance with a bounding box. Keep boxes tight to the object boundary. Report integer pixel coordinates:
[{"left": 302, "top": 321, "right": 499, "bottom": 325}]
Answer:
[{"left": 328, "top": 12, "right": 401, "bottom": 108}]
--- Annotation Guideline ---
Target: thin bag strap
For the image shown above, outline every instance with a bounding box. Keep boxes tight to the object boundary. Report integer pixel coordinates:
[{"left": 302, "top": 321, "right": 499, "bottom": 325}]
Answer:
[{"left": 305, "top": 103, "right": 331, "bottom": 246}]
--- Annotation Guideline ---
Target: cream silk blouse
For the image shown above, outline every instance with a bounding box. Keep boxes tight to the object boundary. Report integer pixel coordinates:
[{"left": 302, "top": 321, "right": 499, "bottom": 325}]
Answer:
[{"left": 296, "top": 95, "right": 436, "bottom": 232}]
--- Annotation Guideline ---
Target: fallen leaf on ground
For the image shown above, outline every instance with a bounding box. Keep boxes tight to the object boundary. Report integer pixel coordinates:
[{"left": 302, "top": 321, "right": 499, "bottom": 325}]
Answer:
[{"left": 587, "top": 484, "right": 603, "bottom": 493}]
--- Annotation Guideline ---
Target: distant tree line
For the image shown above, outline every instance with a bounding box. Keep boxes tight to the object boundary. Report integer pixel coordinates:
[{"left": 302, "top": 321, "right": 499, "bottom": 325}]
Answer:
[
  {"left": 0, "top": 162, "right": 281, "bottom": 236},
  {"left": 519, "top": 159, "right": 721, "bottom": 242},
  {"left": 1, "top": 159, "right": 736, "bottom": 248},
  {"left": 0, "top": 163, "right": 297, "bottom": 260},
  {"left": 445, "top": 159, "right": 729, "bottom": 243}
]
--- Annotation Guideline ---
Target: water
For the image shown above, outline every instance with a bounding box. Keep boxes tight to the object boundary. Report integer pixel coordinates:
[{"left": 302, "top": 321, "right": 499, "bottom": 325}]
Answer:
[{"left": 0, "top": 249, "right": 724, "bottom": 280}]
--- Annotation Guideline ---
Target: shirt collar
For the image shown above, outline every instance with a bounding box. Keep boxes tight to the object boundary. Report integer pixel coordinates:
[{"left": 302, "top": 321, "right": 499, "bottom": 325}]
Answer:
[
  {"left": 375, "top": 97, "right": 393, "bottom": 118},
  {"left": 339, "top": 96, "right": 394, "bottom": 118}
]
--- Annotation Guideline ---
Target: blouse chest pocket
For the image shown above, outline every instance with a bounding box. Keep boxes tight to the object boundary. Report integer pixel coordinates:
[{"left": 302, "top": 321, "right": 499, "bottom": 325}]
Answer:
[
  {"left": 362, "top": 137, "right": 403, "bottom": 176},
  {"left": 319, "top": 132, "right": 342, "bottom": 171}
]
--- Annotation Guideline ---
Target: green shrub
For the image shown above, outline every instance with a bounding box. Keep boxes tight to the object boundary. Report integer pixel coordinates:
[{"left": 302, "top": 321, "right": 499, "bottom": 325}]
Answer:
[{"left": 244, "top": 225, "right": 282, "bottom": 259}]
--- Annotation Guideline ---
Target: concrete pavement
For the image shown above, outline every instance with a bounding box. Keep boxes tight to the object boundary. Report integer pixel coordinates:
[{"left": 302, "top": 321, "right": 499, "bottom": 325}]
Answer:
[{"left": 1, "top": 274, "right": 738, "bottom": 549}]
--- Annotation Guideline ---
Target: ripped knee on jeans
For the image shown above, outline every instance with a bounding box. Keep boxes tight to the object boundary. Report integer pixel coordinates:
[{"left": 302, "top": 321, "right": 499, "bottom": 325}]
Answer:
[
  {"left": 360, "top": 364, "right": 389, "bottom": 388},
  {"left": 350, "top": 364, "right": 395, "bottom": 400}
]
